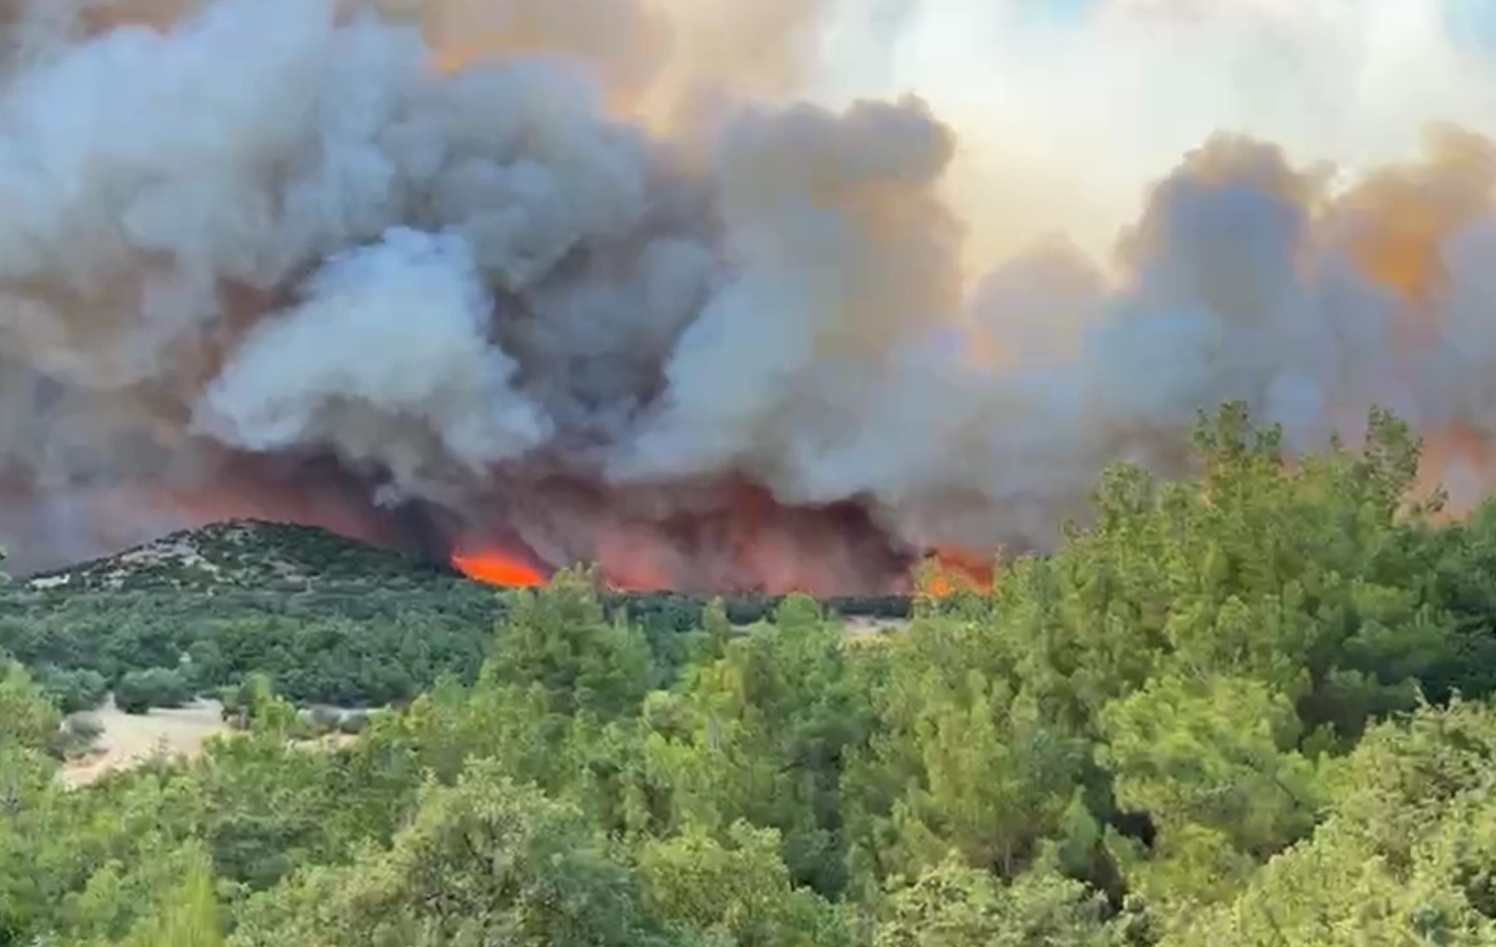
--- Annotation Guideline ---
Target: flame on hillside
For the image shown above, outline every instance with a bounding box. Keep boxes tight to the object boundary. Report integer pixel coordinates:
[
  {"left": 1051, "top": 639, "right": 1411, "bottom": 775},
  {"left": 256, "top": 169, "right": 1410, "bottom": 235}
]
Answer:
[
  {"left": 451, "top": 537, "right": 998, "bottom": 596},
  {"left": 450, "top": 548, "right": 545, "bottom": 587},
  {"left": 10, "top": 0, "right": 1496, "bottom": 597}
]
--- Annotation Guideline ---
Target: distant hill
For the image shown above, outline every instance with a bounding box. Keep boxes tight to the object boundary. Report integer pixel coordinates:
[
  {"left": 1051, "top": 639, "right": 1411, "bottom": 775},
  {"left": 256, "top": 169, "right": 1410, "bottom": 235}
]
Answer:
[
  {"left": 23, "top": 519, "right": 454, "bottom": 593},
  {"left": 18, "top": 521, "right": 916, "bottom": 624},
  {"left": 0, "top": 520, "right": 913, "bottom": 711}
]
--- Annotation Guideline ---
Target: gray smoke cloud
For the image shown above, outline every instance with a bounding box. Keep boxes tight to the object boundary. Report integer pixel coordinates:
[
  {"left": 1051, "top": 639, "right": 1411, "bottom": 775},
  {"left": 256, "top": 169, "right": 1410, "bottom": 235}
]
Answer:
[{"left": 1, "top": 0, "right": 1496, "bottom": 590}]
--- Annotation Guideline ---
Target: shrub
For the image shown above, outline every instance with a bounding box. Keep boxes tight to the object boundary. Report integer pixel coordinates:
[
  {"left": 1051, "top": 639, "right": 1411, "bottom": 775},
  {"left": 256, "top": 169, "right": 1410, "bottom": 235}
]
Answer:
[
  {"left": 114, "top": 667, "right": 191, "bottom": 715},
  {"left": 36, "top": 666, "right": 108, "bottom": 714},
  {"left": 63, "top": 712, "right": 103, "bottom": 744}
]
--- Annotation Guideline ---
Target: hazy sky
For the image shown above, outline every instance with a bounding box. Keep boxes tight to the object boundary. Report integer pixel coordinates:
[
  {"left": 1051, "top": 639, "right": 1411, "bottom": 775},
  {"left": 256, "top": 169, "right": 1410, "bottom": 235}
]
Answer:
[{"left": 799, "top": 0, "right": 1496, "bottom": 263}]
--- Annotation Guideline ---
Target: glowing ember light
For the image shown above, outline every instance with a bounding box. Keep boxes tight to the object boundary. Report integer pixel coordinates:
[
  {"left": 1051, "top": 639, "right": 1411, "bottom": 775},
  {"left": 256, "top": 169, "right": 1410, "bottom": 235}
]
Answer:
[
  {"left": 451, "top": 549, "right": 546, "bottom": 587},
  {"left": 924, "top": 572, "right": 956, "bottom": 598}
]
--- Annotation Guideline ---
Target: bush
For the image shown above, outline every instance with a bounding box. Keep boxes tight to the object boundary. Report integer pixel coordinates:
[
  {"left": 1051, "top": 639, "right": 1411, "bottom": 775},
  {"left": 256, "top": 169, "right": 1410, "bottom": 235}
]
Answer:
[
  {"left": 63, "top": 712, "right": 103, "bottom": 743},
  {"left": 114, "top": 667, "right": 191, "bottom": 715},
  {"left": 35, "top": 666, "right": 108, "bottom": 714},
  {"left": 50, "top": 711, "right": 104, "bottom": 760}
]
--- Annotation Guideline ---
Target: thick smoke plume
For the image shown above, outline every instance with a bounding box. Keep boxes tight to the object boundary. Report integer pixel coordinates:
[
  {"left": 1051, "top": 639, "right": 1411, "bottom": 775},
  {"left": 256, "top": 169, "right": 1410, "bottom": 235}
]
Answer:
[{"left": 5, "top": 0, "right": 1496, "bottom": 591}]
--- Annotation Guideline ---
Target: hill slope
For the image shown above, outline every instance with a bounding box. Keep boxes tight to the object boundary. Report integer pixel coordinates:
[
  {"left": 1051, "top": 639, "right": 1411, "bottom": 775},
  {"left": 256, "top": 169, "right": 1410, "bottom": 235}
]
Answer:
[
  {"left": 25, "top": 519, "right": 451, "bottom": 593},
  {"left": 1, "top": 521, "right": 913, "bottom": 712}
]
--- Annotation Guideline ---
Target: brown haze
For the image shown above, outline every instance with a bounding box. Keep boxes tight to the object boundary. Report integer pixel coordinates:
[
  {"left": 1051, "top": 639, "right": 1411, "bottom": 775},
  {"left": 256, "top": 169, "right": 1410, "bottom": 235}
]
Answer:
[{"left": 2, "top": 0, "right": 1496, "bottom": 592}]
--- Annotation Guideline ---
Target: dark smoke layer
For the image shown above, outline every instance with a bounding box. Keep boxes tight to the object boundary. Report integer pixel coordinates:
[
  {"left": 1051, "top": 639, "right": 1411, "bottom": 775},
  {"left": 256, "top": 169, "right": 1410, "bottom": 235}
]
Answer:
[{"left": 4, "top": 0, "right": 1496, "bottom": 592}]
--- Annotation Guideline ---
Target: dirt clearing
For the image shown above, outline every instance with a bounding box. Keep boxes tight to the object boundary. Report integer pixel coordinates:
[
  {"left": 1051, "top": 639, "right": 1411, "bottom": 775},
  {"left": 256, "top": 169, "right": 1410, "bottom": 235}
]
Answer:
[{"left": 60, "top": 697, "right": 230, "bottom": 788}]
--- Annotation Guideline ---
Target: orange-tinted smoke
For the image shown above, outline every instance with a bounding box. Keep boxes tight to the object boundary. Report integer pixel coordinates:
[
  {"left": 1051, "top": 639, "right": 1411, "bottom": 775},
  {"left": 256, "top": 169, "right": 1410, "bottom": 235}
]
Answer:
[
  {"left": 47, "top": 6, "right": 1496, "bottom": 598},
  {"left": 1333, "top": 125, "right": 1496, "bottom": 314},
  {"left": 440, "top": 476, "right": 917, "bottom": 595},
  {"left": 1327, "top": 127, "right": 1496, "bottom": 501}
]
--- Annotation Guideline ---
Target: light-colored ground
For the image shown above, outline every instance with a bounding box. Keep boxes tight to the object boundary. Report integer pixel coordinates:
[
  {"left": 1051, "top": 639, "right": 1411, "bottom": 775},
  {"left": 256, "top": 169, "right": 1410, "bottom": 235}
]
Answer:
[
  {"left": 30, "top": 536, "right": 223, "bottom": 591},
  {"left": 55, "top": 615, "right": 907, "bottom": 789},
  {"left": 59, "top": 697, "right": 231, "bottom": 788},
  {"left": 59, "top": 698, "right": 372, "bottom": 788},
  {"left": 726, "top": 616, "right": 907, "bottom": 638},
  {"left": 841, "top": 616, "right": 906, "bottom": 637},
  {"left": 25, "top": 521, "right": 320, "bottom": 591}
]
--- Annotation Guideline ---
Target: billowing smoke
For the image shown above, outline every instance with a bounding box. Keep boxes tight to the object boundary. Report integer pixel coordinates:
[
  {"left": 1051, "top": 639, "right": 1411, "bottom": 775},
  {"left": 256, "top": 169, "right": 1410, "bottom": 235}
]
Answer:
[{"left": 4, "top": 0, "right": 1496, "bottom": 591}]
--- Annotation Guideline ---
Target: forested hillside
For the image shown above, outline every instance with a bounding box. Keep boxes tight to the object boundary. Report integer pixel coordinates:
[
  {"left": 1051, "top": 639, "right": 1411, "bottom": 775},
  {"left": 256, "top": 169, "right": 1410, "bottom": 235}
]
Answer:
[
  {"left": 7, "top": 403, "right": 1496, "bottom": 945},
  {"left": 2, "top": 522, "right": 908, "bottom": 713}
]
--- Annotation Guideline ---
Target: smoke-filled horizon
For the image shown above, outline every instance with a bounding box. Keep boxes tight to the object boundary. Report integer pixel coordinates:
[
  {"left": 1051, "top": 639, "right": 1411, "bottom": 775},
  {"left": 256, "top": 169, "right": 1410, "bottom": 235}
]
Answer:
[{"left": 3, "top": 0, "right": 1496, "bottom": 591}]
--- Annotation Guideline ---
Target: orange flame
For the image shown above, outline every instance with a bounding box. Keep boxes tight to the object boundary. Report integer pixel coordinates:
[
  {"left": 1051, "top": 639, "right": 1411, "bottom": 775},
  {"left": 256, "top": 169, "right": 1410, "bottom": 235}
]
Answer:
[
  {"left": 918, "top": 547, "right": 997, "bottom": 598},
  {"left": 451, "top": 549, "right": 546, "bottom": 587}
]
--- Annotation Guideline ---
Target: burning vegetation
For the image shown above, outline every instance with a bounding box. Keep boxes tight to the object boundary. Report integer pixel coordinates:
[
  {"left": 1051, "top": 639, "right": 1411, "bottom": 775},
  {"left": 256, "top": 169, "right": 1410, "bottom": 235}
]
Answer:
[
  {"left": 450, "top": 548, "right": 545, "bottom": 588},
  {"left": 4, "top": 0, "right": 1496, "bottom": 593}
]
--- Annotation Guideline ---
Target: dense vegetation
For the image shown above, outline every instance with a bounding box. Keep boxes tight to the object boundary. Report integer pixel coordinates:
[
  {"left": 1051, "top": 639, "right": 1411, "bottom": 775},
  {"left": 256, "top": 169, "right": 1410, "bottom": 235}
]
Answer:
[
  {"left": 8, "top": 402, "right": 1496, "bottom": 944},
  {"left": 2, "top": 523, "right": 909, "bottom": 711}
]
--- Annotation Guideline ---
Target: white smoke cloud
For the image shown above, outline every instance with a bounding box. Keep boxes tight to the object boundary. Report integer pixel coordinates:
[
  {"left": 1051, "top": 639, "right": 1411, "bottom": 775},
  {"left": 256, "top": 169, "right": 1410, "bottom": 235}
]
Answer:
[
  {"left": 2, "top": 0, "right": 1496, "bottom": 588},
  {"left": 196, "top": 227, "right": 550, "bottom": 497}
]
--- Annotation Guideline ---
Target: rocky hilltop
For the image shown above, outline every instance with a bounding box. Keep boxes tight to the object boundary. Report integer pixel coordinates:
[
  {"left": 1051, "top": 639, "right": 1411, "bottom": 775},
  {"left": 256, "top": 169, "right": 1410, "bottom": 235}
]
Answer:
[{"left": 24, "top": 520, "right": 454, "bottom": 594}]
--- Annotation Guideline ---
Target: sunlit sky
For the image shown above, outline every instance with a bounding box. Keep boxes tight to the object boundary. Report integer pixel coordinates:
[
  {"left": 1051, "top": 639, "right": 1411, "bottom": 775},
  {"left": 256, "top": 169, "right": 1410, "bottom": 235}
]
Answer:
[{"left": 798, "top": 0, "right": 1496, "bottom": 262}]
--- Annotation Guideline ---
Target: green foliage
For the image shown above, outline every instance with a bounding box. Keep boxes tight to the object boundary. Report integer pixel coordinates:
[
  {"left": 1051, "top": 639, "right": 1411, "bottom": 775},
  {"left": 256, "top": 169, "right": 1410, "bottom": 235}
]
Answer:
[
  {"left": 114, "top": 667, "right": 192, "bottom": 715},
  {"left": 1097, "top": 674, "right": 1322, "bottom": 904},
  {"left": 10, "top": 403, "right": 1496, "bottom": 946},
  {"left": 1169, "top": 699, "right": 1496, "bottom": 945},
  {"left": 111, "top": 842, "right": 225, "bottom": 947},
  {"left": 0, "top": 533, "right": 909, "bottom": 710},
  {"left": 0, "top": 660, "right": 62, "bottom": 751},
  {"left": 0, "top": 594, "right": 496, "bottom": 708},
  {"left": 637, "top": 594, "right": 873, "bottom": 895},
  {"left": 487, "top": 567, "right": 656, "bottom": 718},
  {"left": 57, "top": 712, "right": 106, "bottom": 762},
  {"left": 873, "top": 858, "right": 1118, "bottom": 947},
  {"left": 228, "top": 761, "right": 678, "bottom": 947},
  {"left": 26, "top": 519, "right": 451, "bottom": 593},
  {"left": 34, "top": 665, "right": 108, "bottom": 714},
  {"left": 636, "top": 821, "right": 855, "bottom": 947}
]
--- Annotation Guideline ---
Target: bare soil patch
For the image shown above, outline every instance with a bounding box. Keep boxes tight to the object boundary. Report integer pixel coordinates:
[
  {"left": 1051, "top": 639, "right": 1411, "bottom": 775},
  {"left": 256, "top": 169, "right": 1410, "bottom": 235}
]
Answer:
[
  {"left": 60, "top": 697, "right": 230, "bottom": 788},
  {"left": 842, "top": 616, "right": 907, "bottom": 637}
]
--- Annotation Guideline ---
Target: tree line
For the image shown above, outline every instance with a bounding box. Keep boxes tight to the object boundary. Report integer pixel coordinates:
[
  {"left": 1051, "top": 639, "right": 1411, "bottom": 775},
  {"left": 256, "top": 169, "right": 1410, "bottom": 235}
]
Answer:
[
  {"left": 4, "top": 403, "right": 1496, "bottom": 944},
  {"left": 0, "top": 582, "right": 911, "bottom": 713}
]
